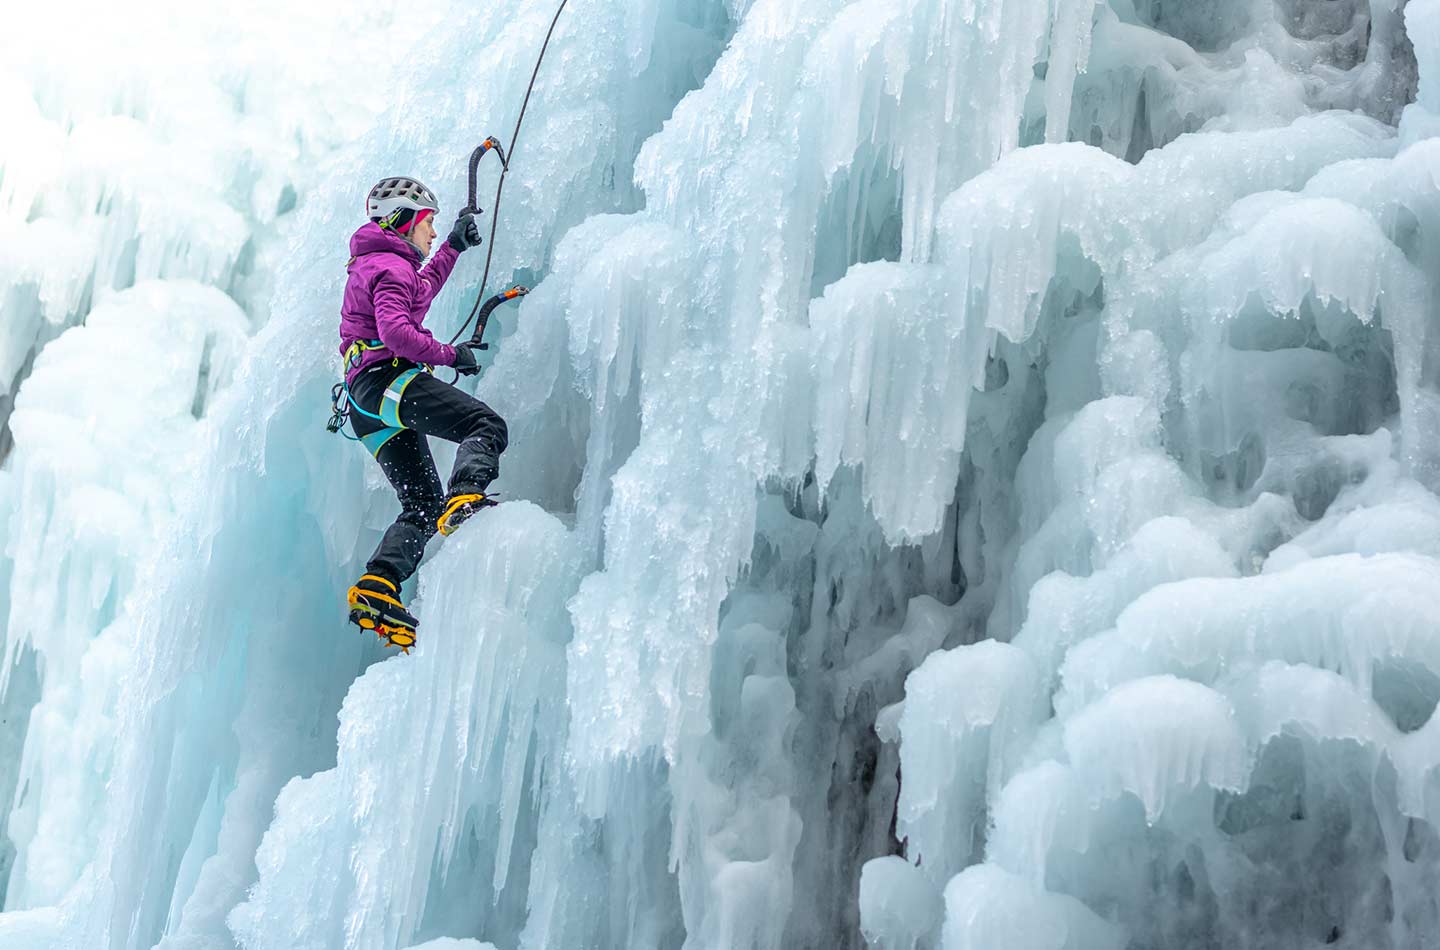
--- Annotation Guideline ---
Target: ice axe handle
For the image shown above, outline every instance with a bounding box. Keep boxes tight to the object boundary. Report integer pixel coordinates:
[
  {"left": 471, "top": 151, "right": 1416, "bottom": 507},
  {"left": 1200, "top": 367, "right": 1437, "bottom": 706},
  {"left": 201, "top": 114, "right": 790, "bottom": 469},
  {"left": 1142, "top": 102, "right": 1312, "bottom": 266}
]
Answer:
[
  {"left": 465, "top": 137, "right": 508, "bottom": 211},
  {"left": 469, "top": 285, "right": 530, "bottom": 348}
]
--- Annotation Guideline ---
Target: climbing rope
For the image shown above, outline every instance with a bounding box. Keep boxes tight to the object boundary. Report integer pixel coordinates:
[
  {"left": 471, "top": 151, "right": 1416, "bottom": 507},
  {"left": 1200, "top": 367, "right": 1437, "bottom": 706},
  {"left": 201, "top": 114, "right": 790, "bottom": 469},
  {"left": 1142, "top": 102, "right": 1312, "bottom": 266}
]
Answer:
[{"left": 447, "top": 0, "right": 571, "bottom": 352}]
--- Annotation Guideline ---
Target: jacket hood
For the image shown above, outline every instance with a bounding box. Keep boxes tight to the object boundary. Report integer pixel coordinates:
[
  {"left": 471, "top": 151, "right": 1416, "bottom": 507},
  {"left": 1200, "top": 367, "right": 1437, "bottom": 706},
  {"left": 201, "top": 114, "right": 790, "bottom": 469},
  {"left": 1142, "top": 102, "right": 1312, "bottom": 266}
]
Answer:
[{"left": 349, "top": 222, "right": 422, "bottom": 263}]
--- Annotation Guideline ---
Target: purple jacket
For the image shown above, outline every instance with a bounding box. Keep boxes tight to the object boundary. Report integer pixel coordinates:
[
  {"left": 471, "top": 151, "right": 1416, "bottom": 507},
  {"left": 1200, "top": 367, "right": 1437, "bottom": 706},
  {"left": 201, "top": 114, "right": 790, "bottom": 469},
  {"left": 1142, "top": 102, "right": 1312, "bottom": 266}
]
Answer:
[{"left": 338, "top": 222, "right": 461, "bottom": 381}]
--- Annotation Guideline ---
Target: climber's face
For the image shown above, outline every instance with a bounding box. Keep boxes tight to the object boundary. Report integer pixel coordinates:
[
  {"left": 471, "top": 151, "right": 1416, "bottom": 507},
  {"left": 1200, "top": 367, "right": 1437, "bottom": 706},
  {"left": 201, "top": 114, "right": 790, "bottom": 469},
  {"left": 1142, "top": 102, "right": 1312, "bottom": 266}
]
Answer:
[{"left": 411, "top": 213, "right": 437, "bottom": 256}]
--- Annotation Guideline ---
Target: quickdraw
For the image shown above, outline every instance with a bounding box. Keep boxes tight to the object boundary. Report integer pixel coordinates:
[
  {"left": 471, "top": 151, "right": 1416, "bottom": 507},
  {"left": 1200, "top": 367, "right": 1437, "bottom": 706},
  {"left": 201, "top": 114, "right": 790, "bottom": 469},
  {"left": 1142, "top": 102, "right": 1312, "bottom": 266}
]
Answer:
[{"left": 326, "top": 382, "right": 353, "bottom": 437}]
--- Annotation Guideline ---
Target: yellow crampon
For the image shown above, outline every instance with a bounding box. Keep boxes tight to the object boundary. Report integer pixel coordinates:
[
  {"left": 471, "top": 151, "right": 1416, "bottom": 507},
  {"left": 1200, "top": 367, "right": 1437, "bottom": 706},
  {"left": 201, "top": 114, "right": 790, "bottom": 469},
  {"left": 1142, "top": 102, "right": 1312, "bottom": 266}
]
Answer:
[
  {"left": 376, "top": 624, "right": 416, "bottom": 653},
  {"left": 347, "top": 574, "right": 418, "bottom": 654},
  {"left": 436, "top": 493, "right": 495, "bottom": 537},
  {"left": 350, "top": 612, "right": 418, "bottom": 654}
]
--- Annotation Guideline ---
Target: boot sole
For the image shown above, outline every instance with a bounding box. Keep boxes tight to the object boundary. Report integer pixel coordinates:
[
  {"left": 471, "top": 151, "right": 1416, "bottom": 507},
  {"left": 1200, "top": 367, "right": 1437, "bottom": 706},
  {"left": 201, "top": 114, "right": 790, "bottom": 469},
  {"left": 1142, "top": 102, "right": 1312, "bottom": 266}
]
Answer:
[{"left": 348, "top": 603, "right": 418, "bottom": 654}]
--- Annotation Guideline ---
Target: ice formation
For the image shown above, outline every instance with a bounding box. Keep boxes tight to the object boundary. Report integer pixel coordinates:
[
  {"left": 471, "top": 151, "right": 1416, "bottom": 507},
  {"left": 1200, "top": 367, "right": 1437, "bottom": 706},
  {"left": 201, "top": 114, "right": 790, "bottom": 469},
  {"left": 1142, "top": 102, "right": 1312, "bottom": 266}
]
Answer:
[{"left": 2, "top": 0, "right": 1439, "bottom": 947}]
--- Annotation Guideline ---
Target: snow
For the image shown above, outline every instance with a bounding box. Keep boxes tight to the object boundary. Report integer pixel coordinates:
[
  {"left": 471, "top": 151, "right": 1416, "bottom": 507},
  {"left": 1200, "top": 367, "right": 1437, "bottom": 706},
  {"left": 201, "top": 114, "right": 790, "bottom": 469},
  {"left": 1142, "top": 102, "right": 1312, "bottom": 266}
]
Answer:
[
  {"left": 1, "top": 0, "right": 1440, "bottom": 948},
  {"left": 939, "top": 865, "right": 1123, "bottom": 950}
]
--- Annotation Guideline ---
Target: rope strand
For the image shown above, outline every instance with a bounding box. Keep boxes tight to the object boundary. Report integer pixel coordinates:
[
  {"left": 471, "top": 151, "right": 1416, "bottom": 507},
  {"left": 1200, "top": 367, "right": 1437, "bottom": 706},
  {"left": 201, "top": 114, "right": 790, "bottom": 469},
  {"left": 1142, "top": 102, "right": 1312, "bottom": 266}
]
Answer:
[{"left": 448, "top": 0, "right": 570, "bottom": 348}]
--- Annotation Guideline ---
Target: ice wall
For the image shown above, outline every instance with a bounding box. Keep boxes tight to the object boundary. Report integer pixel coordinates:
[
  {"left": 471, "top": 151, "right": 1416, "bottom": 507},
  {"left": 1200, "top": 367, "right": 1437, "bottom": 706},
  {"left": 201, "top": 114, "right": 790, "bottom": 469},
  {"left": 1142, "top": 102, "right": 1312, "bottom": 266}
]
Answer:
[
  {"left": 0, "top": 0, "right": 460, "bottom": 919},
  {"left": 1, "top": 0, "right": 1439, "bottom": 948}
]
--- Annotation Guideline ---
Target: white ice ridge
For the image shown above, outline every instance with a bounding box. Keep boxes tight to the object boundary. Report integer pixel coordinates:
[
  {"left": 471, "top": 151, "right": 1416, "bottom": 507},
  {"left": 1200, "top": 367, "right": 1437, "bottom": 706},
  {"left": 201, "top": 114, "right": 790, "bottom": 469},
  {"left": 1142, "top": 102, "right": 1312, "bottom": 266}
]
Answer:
[
  {"left": 0, "top": 0, "right": 450, "bottom": 429},
  {"left": 0, "top": 0, "right": 1439, "bottom": 948}
]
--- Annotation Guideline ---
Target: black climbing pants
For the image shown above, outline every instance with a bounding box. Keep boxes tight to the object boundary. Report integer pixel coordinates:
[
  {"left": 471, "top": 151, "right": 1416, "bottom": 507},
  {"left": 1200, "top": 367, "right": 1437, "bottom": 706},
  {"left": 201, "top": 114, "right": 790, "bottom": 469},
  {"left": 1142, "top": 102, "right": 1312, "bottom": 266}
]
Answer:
[{"left": 348, "top": 361, "right": 509, "bottom": 585}]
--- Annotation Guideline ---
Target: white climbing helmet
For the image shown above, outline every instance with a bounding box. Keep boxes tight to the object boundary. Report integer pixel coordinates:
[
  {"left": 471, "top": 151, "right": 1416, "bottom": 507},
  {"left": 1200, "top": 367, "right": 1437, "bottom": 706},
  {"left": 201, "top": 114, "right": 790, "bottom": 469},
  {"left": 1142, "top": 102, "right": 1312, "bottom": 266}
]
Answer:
[{"left": 365, "top": 177, "right": 440, "bottom": 227}]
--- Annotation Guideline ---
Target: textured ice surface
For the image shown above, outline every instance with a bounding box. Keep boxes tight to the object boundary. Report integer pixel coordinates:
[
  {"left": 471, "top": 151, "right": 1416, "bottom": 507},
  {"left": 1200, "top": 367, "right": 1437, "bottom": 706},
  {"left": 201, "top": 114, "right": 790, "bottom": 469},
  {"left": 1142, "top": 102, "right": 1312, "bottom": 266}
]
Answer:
[{"left": 2, "top": 0, "right": 1440, "bottom": 948}]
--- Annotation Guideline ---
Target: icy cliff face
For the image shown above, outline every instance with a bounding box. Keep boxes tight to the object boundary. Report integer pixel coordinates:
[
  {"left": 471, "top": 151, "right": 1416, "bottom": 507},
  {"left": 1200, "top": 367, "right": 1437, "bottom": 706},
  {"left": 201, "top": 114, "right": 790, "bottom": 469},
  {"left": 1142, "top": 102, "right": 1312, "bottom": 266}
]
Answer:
[{"left": 2, "top": 0, "right": 1440, "bottom": 948}]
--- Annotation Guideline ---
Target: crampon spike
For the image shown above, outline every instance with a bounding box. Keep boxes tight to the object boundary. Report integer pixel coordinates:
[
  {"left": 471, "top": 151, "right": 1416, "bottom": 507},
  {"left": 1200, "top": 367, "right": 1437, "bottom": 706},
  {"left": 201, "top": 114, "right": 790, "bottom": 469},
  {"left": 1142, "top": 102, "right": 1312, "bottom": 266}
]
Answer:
[{"left": 347, "top": 589, "right": 418, "bottom": 654}]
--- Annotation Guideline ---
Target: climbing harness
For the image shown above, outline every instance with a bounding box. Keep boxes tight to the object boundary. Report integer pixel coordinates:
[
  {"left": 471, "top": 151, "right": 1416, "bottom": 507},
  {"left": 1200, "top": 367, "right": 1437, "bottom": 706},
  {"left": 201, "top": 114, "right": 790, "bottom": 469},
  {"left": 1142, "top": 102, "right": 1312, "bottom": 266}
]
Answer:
[
  {"left": 327, "top": 339, "right": 388, "bottom": 438},
  {"left": 326, "top": 363, "right": 425, "bottom": 456},
  {"left": 341, "top": 337, "right": 386, "bottom": 372}
]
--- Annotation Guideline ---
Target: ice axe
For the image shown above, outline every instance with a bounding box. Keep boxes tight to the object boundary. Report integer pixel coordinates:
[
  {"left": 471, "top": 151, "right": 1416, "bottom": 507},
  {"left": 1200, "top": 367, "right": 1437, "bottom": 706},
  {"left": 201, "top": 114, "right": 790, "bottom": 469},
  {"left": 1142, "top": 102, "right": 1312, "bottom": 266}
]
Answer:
[
  {"left": 467, "top": 285, "right": 530, "bottom": 353},
  {"left": 463, "top": 136, "right": 507, "bottom": 214}
]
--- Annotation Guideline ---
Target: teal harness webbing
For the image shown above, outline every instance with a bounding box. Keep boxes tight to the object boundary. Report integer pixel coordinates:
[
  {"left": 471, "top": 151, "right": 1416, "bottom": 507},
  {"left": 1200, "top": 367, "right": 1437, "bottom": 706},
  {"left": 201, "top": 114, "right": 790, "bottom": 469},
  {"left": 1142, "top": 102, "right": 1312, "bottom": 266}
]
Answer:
[{"left": 347, "top": 367, "right": 423, "bottom": 457}]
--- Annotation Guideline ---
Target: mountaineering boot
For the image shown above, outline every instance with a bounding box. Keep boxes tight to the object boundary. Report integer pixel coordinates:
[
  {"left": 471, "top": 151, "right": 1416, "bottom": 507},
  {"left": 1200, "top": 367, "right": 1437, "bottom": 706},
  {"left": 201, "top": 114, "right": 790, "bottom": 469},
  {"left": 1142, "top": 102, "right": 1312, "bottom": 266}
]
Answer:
[
  {"left": 436, "top": 491, "right": 498, "bottom": 537},
  {"left": 346, "top": 574, "right": 419, "bottom": 653}
]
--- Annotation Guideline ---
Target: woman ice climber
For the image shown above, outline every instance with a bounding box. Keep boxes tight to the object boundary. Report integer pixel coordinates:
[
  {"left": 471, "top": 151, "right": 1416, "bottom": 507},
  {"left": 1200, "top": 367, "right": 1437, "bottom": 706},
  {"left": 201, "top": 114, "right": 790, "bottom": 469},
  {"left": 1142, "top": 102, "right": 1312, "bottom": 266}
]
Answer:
[{"left": 336, "top": 176, "right": 507, "bottom": 651}]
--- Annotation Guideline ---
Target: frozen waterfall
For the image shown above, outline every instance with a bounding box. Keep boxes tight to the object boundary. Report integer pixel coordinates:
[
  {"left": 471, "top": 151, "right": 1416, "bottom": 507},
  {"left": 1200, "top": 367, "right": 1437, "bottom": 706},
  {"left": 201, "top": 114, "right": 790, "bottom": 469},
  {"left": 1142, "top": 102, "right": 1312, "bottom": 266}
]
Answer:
[{"left": 2, "top": 0, "right": 1439, "bottom": 947}]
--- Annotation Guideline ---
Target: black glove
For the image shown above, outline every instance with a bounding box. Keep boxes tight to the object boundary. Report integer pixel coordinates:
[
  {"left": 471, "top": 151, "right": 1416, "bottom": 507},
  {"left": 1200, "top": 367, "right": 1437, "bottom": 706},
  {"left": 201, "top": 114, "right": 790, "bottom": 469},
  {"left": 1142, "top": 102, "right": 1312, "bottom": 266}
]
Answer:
[
  {"left": 447, "top": 210, "right": 483, "bottom": 252},
  {"left": 452, "top": 342, "right": 482, "bottom": 376}
]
